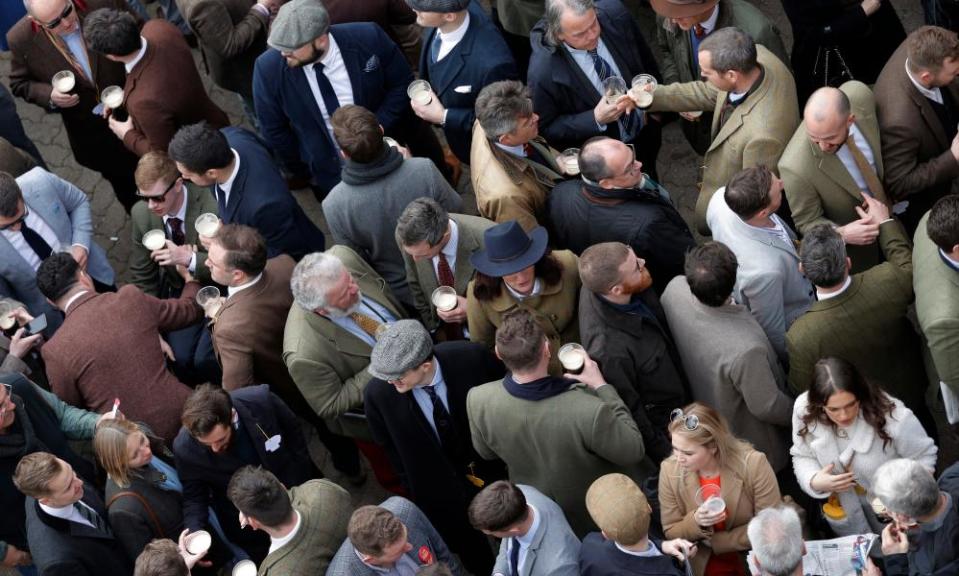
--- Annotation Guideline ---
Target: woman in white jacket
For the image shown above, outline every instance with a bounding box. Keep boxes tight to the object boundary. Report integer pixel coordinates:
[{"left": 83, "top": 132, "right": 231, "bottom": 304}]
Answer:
[{"left": 791, "top": 357, "right": 937, "bottom": 536}]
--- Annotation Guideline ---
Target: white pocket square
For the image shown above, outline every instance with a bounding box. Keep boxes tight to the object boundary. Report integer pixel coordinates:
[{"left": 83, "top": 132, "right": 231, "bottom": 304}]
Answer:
[{"left": 454, "top": 85, "right": 472, "bottom": 94}]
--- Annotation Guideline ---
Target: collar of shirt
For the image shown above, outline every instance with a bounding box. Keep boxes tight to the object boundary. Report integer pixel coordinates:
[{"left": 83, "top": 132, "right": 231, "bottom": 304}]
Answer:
[
  {"left": 435, "top": 11, "right": 470, "bottom": 61},
  {"left": 162, "top": 191, "right": 189, "bottom": 227},
  {"left": 125, "top": 37, "right": 149, "bottom": 73},
  {"left": 63, "top": 289, "right": 90, "bottom": 312},
  {"left": 505, "top": 278, "right": 542, "bottom": 301},
  {"left": 921, "top": 492, "right": 953, "bottom": 533},
  {"left": 355, "top": 549, "right": 421, "bottom": 574},
  {"left": 39, "top": 500, "right": 96, "bottom": 528},
  {"left": 61, "top": 29, "right": 93, "bottom": 81},
  {"left": 940, "top": 248, "right": 959, "bottom": 271},
  {"left": 563, "top": 39, "right": 623, "bottom": 93},
  {"left": 516, "top": 504, "right": 540, "bottom": 549},
  {"left": 432, "top": 219, "right": 460, "bottom": 278},
  {"left": 816, "top": 275, "right": 852, "bottom": 301},
  {"left": 411, "top": 361, "right": 449, "bottom": 434},
  {"left": 905, "top": 59, "right": 943, "bottom": 104},
  {"left": 268, "top": 510, "right": 302, "bottom": 554},
  {"left": 305, "top": 34, "right": 342, "bottom": 75},
  {"left": 218, "top": 149, "right": 242, "bottom": 198},
  {"left": 615, "top": 540, "right": 663, "bottom": 558},
  {"left": 700, "top": 5, "right": 720, "bottom": 34},
  {"left": 2, "top": 208, "right": 62, "bottom": 269},
  {"left": 228, "top": 273, "right": 263, "bottom": 298},
  {"left": 494, "top": 142, "right": 527, "bottom": 157}
]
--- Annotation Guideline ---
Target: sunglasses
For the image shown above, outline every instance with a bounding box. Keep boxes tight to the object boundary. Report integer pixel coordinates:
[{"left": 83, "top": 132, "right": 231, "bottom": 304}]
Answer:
[
  {"left": 39, "top": 1, "right": 74, "bottom": 30},
  {"left": 670, "top": 408, "right": 700, "bottom": 431},
  {"left": 0, "top": 207, "right": 29, "bottom": 232},
  {"left": 136, "top": 177, "right": 180, "bottom": 202}
]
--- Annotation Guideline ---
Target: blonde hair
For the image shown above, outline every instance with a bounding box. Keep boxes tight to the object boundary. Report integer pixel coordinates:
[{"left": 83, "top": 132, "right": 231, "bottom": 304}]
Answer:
[
  {"left": 668, "top": 402, "right": 752, "bottom": 476},
  {"left": 94, "top": 419, "right": 143, "bottom": 488}
]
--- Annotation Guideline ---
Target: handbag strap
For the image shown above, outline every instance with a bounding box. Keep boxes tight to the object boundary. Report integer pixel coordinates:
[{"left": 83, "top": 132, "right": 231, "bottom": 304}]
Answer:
[{"left": 107, "top": 491, "right": 166, "bottom": 539}]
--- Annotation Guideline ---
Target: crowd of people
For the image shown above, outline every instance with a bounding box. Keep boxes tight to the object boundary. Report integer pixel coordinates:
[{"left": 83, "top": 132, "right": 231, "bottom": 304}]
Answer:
[{"left": 2, "top": 0, "right": 959, "bottom": 575}]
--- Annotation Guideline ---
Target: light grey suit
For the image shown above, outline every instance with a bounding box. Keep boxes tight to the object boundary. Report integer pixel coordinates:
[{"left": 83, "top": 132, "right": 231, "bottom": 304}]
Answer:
[
  {"left": 706, "top": 187, "right": 815, "bottom": 363},
  {"left": 0, "top": 167, "right": 114, "bottom": 332},
  {"left": 492, "top": 485, "right": 581, "bottom": 576}
]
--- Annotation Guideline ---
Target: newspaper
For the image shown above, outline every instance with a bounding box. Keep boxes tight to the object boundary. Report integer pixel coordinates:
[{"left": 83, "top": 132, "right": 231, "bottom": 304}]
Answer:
[{"left": 747, "top": 534, "right": 879, "bottom": 576}]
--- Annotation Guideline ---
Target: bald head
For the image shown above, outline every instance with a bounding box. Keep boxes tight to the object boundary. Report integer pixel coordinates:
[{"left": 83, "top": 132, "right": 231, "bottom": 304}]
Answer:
[
  {"left": 804, "top": 87, "right": 854, "bottom": 154},
  {"left": 25, "top": 0, "right": 78, "bottom": 35}
]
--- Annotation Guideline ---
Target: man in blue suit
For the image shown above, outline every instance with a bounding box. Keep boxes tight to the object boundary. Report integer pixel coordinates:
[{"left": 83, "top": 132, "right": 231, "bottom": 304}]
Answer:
[
  {"left": 0, "top": 168, "right": 114, "bottom": 334},
  {"left": 168, "top": 123, "right": 325, "bottom": 261},
  {"left": 253, "top": 0, "right": 424, "bottom": 199},
  {"left": 410, "top": 0, "right": 518, "bottom": 164}
]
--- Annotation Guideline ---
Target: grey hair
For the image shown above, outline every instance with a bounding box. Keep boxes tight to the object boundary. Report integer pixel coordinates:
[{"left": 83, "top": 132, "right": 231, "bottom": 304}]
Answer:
[
  {"left": 747, "top": 507, "right": 804, "bottom": 576},
  {"left": 396, "top": 198, "right": 449, "bottom": 248},
  {"left": 475, "top": 81, "right": 534, "bottom": 140},
  {"left": 799, "top": 223, "right": 847, "bottom": 288},
  {"left": 873, "top": 459, "right": 940, "bottom": 518},
  {"left": 699, "top": 27, "right": 758, "bottom": 73},
  {"left": 544, "top": 0, "right": 595, "bottom": 47},
  {"left": 290, "top": 252, "right": 346, "bottom": 311}
]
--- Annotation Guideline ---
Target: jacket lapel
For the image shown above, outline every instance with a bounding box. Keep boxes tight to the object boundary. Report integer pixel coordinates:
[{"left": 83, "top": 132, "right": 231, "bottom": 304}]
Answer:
[
  {"left": 223, "top": 157, "right": 249, "bottom": 221},
  {"left": 813, "top": 145, "right": 863, "bottom": 204},
  {"left": 333, "top": 31, "right": 366, "bottom": 105},
  {"left": 904, "top": 74, "right": 950, "bottom": 149},
  {"left": 289, "top": 66, "right": 334, "bottom": 145},
  {"left": 430, "top": 26, "right": 472, "bottom": 98},
  {"left": 452, "top": 222, "right": 480, "bottom": 292}
]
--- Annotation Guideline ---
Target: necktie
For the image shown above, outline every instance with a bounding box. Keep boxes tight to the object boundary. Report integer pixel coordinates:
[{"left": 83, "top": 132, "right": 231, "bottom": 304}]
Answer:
[
  {"left": 422, "top": 385, "right": 461, "bottom": 456},
  {"left": 430, "top": 31, "right": 442, "bottom": 64},
  {"left": 313, "top": 62, "right": 341, "bottom": 118},
  {"left": 215, "top": 184, "right": 227, "bottom": 216},
  {"left": 843, "top": 135, "right": 884, "bottom": 200},
  {"left": 167, "top": 217, "right": 185, "bottom": 246},
  {"left": 587, "top": 48, "right": 635, "bottom": 137},
  {"left": 694, "top": 24, "right": 706, "bottom": 39},
  {"left": 523, "top": 142, "right": 550, "bottom": 168},
  {"left": 349, "top": 310, "right": 384, "bottom": 340},
  {"left": 73, "top": 501, "right": 112, "bottom": 535},
  {"left": 19, "top": 219, "right": 52, "bottom": 261},
  {"left": 436, "top": 253, "right": 464, "bottom": 341},
  {"left": 509, "top": 538, "right": 521, "bottom": 576}
]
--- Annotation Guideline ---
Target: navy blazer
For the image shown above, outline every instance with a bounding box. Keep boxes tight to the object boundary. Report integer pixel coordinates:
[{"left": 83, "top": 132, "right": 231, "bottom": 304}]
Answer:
[
  {"left": 219, "top": 127, "right": 325, "bottom": 260},
  {"left": 579, "top": 533, "right": 686, "bottom": 576},
  {"left": 418, "top": 1, "right": 517, "bottom": 162},
  {"left": 527, "top": 0, "right": 661, "bottom": 151},
  {"left": 253, "top": 23, "right": 413, "bottom": 194}
]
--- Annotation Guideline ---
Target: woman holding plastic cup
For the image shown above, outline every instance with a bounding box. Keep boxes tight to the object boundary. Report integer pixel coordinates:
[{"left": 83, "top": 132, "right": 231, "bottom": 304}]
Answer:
[{"left": 659, "top": 402, "right": 781, "bottom": 576}]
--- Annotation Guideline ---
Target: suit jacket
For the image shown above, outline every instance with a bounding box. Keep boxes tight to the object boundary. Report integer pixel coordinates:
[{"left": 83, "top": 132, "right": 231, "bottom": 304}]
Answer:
[
  {"left": 706, "top": 187, "right": 815, "bottom": 363},
  {"left": 326, "top": 496, "right": 464, "bottom": 576},
  {"left": 419, "top": 2, "right": 517, "bottom": 162},
  {"left": 219, "top": 127, "right": 326, "bottom": 260},
  {"left": 649, "top": 45, "right": 799, "bottom": 235},
  {"left": 580, "top": 533, "right": 685, "bottom": 576},
  {"left": 398, "top": 213, "right": 495, "bottom": 331},
  {"left": 0, "top": 167, "right": 114, "bottom": 331},
  {"left": 491, "top": 485, "right": 581, "bottom": 576},
  {"left": 283, "top": 245, "right": 407, "bottom": 439},
  {"left": 659, "top": 451, "right": 781, "bottom": 576},
  {"left": 42, "top": 284, "right": 202, "bottom": 443},
  {"left": 528, "top": 0, "right": 661, "bottom": 151},
  {"left": 175, "top": 0, "right": 268, "bottom": 98},
  {"left": 123, "top": 19, "right": 229, "bottom": 156},
  {"left": 254, "top": 23, "right": 413, "bottom": 193},
  {"left": 656, "top": 0, "right": 789, "bottom": 155},
  {"left": 470, "top": 122, "right": 563, "bottom": 232},
  {"left": 127, "top": 183, "right": 216, "bottom": 296},
  {"left": 661, "top": 276, "right": 793, "bottom": 473},
  {"left": 780, "top": 80, "right": 888, "bottom": 272},
  {"left": 786, "top": 219, "right": 927, "bottom": 415},
  {"left": 467, "top": 378, "right": 647, "bottom": 536},
  {"left": 24, "top": 487, "right": 132, "bottom": 576},
  {"left": 105, "top": 459, "right": 184, "bottom": 562},
  {"left": 914, "top": 212, "right": 959, "bottom": 393},
  {"left": 875, "top": 42, "right": 959, "bottom": 228}
]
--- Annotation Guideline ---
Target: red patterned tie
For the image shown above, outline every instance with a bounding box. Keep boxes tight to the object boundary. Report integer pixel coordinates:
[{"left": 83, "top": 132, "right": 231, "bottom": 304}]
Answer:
[
  {"left": 437, "top": 253, "right": 464, "bottom": 341},
  {"left": 694, "top": 25, "right": 706, "bottom": 39}
]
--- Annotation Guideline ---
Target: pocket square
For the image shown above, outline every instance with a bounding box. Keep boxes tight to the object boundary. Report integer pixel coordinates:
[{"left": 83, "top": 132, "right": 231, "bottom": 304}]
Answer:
[
  {"left": 454, "top": 85, "right": 472, "bottom": 94},
  {"left": 364, "top": 55, "right": 381, "bottom": 72}
]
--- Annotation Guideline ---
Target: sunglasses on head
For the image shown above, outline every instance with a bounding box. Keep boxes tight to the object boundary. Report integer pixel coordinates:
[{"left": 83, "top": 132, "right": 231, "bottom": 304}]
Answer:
[
  {"left": 670, "top": 408, "right": 700, "bottom": 431},
  {"left": 39, "top": 1, "right": 74, "bottom": 30}
]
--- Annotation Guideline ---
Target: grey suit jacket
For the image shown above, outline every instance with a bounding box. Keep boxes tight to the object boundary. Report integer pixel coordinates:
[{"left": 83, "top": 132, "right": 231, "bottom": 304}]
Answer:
[
  {"left": 706, "top": 187, "right": 814, "bottom": 363},
  {"left": 397, "top": 213, "right": 495, "bottom": 331},
  {"left": 325, "top": 496, "right": 464, "bottom": 576},
  {"left": 491, "top": 485, "right": 581, "bottom": 576},
  {"left": 0, "top": 168, "right": 113, "bottom": 328}
]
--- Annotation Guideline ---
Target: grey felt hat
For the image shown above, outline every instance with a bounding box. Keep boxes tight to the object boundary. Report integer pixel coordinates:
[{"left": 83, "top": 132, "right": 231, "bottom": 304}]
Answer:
[
  {"left": 368, "top": 320, "right": 434, "bottom": 381},
  {"left": 405, "top": 0, "right": 471, "bottom": 13},
  {"left": 268, "top": 0, "right": 330, "bottom": 53}
]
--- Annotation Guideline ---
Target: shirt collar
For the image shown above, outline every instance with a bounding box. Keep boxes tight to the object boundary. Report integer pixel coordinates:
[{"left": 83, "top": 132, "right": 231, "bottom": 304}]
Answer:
[
  {"left": 905, "top": 59, "right": 943, "bottom": 102},
  {"left": 700, "top": 5, "right": 720, "bottom": 34},
  {"left": 516, "top": 505, "right": 540, "bottom": 548},
  {"left": 494, "top": 142, "right": 526, "bottom": 157},
  {"left": 441, "top": 219, "right": 459, "bottom": 261},
  {"left": 940, "top": 248, "right": 959, "bottom": 272},
  {"left": 228, "top": 273, "right": 263, "bottom": 298},
  {"left": 125, "top": 37, "right": 149, "bottom": 73},
  {"left": 319, "top": 34, "right": 341, "bottom": 69},
  {"left": 163, "top": 190, "right": 189, "bottom": 225},
  {"left": 63, "top": 289, "right": 90, "bottom": 312},
  {"left": 438, "top": 11, "right": 470, "bottom": 45},
  {"left": 505, "top": 278, "right": 542, "bottom": 300},
  {"left": 816, "top": 275, "right": 852, "bottom": 301},
  {"left": 615, "top": 540, "right": 662, "bottom": 557},
  {"left": 218, "top": 149, "right": 241, "bottom": 194},
  {"left": 269, "top": 510, "right": 302, "bottom": 552}
]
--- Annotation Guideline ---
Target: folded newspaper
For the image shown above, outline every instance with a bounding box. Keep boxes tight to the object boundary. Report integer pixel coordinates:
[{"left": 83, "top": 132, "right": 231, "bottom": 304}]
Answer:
[{"left": 747, "top": 534, "right": 879, "bottom": 576}]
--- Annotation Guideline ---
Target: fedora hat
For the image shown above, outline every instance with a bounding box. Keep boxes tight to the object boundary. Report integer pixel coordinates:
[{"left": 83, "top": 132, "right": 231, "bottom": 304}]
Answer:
[
  {"left": 470, "top": 220, "right": 549, "bottom": 278},
  {"left": 649, "top": 0, "right": 719, "bottom": 19}
]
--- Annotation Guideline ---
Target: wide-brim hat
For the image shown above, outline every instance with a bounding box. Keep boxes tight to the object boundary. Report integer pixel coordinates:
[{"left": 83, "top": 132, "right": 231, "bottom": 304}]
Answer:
[
  {"left": 649, "top": 0, "right": 719, "bottom": 19},
  {"left": 470, "top": 221, "right": 549, "bottom": 278}
]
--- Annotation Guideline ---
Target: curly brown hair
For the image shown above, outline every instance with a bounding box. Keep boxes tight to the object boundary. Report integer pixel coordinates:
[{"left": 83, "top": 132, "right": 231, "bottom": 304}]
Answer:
[{"left": 472, "top": 252, "right": 564, "bottom": 301}]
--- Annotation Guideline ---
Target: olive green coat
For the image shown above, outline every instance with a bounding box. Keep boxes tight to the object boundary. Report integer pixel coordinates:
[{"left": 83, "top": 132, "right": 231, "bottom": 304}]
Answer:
[{"left": 914, "top": 212, "right": 959, "bottom": 394}]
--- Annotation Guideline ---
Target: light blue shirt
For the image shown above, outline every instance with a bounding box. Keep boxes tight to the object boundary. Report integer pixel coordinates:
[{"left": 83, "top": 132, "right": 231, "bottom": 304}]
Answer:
[
  {"left": 410, "top": 361, "right": 450, "bottom": 438},
  {"left": 61, "top": 30, "right": 93, "bottom": 82},
  {"left": 563, "top": 39, "right": 625, "bottom": 132},
  {"left": 507, "top": 505, "right": 541, "bottom": 575},
  {"left": 330, "top": 297, "right": 398, "bottom": 346},
  {"left": 356, "top": 549, "right": 421, "bottom": 575}
]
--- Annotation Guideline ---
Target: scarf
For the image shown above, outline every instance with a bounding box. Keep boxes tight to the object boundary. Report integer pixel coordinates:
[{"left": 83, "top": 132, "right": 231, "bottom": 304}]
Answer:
[
  {"left": 581, "top": 178, "right": 669, "bottom": 203},
  {"left": 502, "top": 373, "right": 576, "bottom": 401},
  {"left": 0, "top": 397, "right": 46, "bottom": 460},
  {"left": 339, "top": 144, "right": 404, "bottom": 186},
  {"left": 601, "top": 293, "right": 657, "bottom": 321}
]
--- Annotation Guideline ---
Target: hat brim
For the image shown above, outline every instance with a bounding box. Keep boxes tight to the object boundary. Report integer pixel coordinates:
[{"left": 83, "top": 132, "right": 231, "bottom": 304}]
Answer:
[
  {"left": 367, "top": 364, "right": 404, "bottom": 382},
  {"left": 470, "top": 226, "right": 549, "bottom": 278},
  {"left": 649, "top": 0, "right": 718, "bottom": 19}
]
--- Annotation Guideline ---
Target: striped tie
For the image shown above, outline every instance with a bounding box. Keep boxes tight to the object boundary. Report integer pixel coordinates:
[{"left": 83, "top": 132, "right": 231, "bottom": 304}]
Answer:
[{"left": 587, "top": 48, "right": 635, "bottom": 137}]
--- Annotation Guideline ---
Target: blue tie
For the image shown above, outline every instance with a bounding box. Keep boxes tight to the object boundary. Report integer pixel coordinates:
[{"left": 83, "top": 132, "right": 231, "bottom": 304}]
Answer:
[
  {"left": 509, "top": 538, "right": 520, "bottom": 576},
  {"left": 313, "top": 62, "right": 341, "bottom": 117},
  {"left": 587, "top": 47, "right": 637, "bottom": 138},
  {"left": 430, "top": 31, "right": 442, "bottom": 63},
  {"left": 215, "top": 184, "right": 227, "bottom": 217}
]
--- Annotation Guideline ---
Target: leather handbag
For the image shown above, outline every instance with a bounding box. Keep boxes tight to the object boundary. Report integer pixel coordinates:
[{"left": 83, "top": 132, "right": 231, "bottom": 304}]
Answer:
[{"left": 107, "top": 491, "right": 166, "bottom": 538}]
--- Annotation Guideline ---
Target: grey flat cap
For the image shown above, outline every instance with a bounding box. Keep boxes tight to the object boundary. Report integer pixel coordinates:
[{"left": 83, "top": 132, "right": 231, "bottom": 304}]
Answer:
[
  {"left": 369, "top": 320, "right": 434, "bottom": 381},
  {"left": 406, "top": 0, "right": 471, "bottom": 13},
  {"left": 268, "top": 0, "right": 330, "bottom": 53}
]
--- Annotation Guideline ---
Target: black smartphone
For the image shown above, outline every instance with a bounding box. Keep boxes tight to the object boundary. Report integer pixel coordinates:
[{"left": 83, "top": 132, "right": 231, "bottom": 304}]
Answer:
[{"left": 23, "top": 314, "right": 47, "bottom": 336}]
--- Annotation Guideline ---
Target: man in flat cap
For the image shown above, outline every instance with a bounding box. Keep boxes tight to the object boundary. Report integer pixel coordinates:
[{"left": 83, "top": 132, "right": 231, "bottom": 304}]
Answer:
[
  {"left": 364, "top": 320, "right": 505, "bottom": 575},
  {"left": 407, "top": 0, "right": 518, "bottom": 165},
  {"left": 253, "top": 0, "right": 422, "bottom": 199}
]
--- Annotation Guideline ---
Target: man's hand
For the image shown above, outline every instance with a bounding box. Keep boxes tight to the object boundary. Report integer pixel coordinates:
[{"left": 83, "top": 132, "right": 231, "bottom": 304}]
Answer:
[
  {"left": 881, "top": 522, "right": 909, "bottom": 555},
  {"left": 662, "top": 539, "right": 697, "bottom": 561},
  {"left": 436, "top": 295, "right": 468, "bottom": 323},
  {"left": 9, "top": 327, "right": 42, "bottom": 359},
  {"left": 153, "top": 241, "right": 194, "bottom": 267},
  {"left": 594, "top": 97, "right": 623, "bottom": 125},
  {"left": 159, "top": 335, "right": 177, "bottom": 362},
  {"left": 177, "top": 529, "right": 212, "bottom": 570},
  {"left": 175, "top": 264, "right": 195, "bottom": 283},
  {"left": 396, "top": 144, "right": 413, "bottom": 160},
  {"left": 679, "top": 111, "right": 702, "bottom": 121},
  {"left": 567, "top": 353, "right": 607, "bottom": 390},
  {"left": 862, "top": 558, "right": 882, "bottom": 576},
  {"left": 49, "top": 87, "right": 79, "bottom": 108},
  {"left": 107, "top": 113, "right": 134, "bottom": 140},
  {"left": 810, "top": 463, "right": 857, "bottom": 493},
  {"left": 9, "top": 307, "right": 34, "bottom": 327},
  {"left": 838, "top": 218, "right": 879, "bottom": 245},
  {"left": 860, "top": 0, "right": 881, "bottom": 16},
  {"left": 857, "top": 194, "right": 891, "bottom": 224},
  {"left": 410, "top": 89, "right": 446, "bottom": 125},
  {"left": 70, "top": 245, "right": 89, "bottom": 270},
  {"left": 2, "top": 544, "right": 31, "bottom": 567}
]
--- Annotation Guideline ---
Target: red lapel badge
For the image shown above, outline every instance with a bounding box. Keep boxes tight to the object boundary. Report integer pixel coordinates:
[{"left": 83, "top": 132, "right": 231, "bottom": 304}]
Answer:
[{"left": 418, "top": 545, "right": 434, "bottom": 565}]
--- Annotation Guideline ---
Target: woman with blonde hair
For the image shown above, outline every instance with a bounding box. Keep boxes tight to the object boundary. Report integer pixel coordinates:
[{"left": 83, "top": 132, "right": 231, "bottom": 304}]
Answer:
[{"left": 659, "top": 402, "right": 781, "bottom": 576}]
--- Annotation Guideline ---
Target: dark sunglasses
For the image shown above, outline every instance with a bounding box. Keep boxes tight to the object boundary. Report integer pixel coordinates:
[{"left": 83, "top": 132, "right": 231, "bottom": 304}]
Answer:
[
  {"left": 136, "top": 177, "right": 180, "bottom": 202},
  {"left": 0, "top": 207, "right": 28, "bottom": 232},
  {"left": 39, "top": 1, "right": 74, "bottom": 30}
]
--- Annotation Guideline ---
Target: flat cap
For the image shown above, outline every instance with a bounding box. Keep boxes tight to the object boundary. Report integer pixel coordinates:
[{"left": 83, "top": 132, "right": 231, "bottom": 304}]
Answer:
[
  {"left": 268, "top": 0, "right": 330, "bottom": 53},
  {"left": 585, "top": 474, "right": 651, "bottom": 546},
  {"left": 405, "top": 0, "right": 471, "bottom": 13},
  {"left": 368, "top": 320, "right": 434, "bottom": 381},
  {"left": 649, "top": 0, "right": 719, "bottom": 19}
]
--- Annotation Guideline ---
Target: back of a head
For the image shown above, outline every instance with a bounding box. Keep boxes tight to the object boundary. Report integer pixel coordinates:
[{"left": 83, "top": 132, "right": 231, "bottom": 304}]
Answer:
[
  {"left": 227, "top": 466, "right": 292, "bottom": 529},
  {"left": 927, "top": 194, "right": 959, "bottom": 252},
  {"left": 290, "top": 251, "right": 346, "bottom": 311},
  {"left": 396, "top": 198, "right": 450, "bottom": 248},
  {"left": 724, "top": 165, "right": 773, "bottom": 219},
  {"left": 684, "top": 242, "right": 738, "bottom": 307},
  {"left": 13, "top": 452, "right": 61, "bottom": 499},
  {"left": 544, "top": 0, "right": 596, "bottom": 47},
  {"left": 416, "top": 563, "right": 454, "bottom": 576},
  {"left": 494, "top": 310, "right": 545, "bottom": 373},
  {"left": 134, "top": 539, "right": 189, "bottom": 576},
  {"left": 0, "top": 171, "right": 23, "bottom": 219},
  {"left": 36, "top": 252, "right": 80, "bottom": 302},
  {"left": 181, "top": 383, "right": 233, "bottom": 438},
  {"left": 803, "top": 87, "right": 851, "bottom": 125},
  {"left": 348, "top": 505, "right": 406, "bottom": 557},
  {"left": 873, "top": 459, "right": 940, "bottom": 519},
  {"left": 135, "top": 152, "right": 180, "bottom": 192},
  {"left": 747, "top": 507, "right": 804, "bottom": 576},
  {"left": 799, "top": 223, "right": 847, "bottom": 288},
  {"left": 699, "top": 27, "right": 758, "bottom": 74},
  {"left": 331, "top": 105, "right": 384, "bottom": 164},
  {"left": 579, "top": 242, "right": 630, "bottom": 295},
  {"left": 475, "top": 80, "right": 533, "bottom": 141},
  {"left": 585, "top": 474, "right": 650, "bottom": 546},
  {"left": 214, "top": 224, "right": 268, "bottom": 277},
  {"left": 907, "top": 26, "right": 959, "bottom": 74},
  {"left": 82, "top": 8, "right": 140, "bottom": 57},
  {"left": 468, "top": 480, "right": 528, "bottom": 532},
  {"left": 578, "top": 137, "right": 617, "bottom": 182},
  {"left": 167, "top": 123, "right": 233, "bottom": 174}
]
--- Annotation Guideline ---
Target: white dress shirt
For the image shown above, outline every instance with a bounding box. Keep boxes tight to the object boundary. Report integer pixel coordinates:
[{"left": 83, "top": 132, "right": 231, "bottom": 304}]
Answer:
[
  {"left": 2, "top": 208, "right": 63, "bottom": 270},
  {"left": 434, "top": 12, "right": 471, "bottom": 62},
  {"left": 303, "top": 36, "right": 355, "bottom": 140},
  {"left": 430, "top": 219, "right": 460, "bottom": 281},
  {"left": 39, "top": 500, "right": 97, "bottom": 529},
  {"left": 125, "top": 37, "right": 149, "bottom": 73},
  {"left": 268, "top": 510, "right": 302, "bottom": 554},
  {"left": 227, "top": 273, "right": 263, "bottom": 298},
  {"left": 505, "top": 278, "right": 543, "bottom": 301},
  {"left": 905, "top": 59, "right": 943, "bottom": 104},
  {"left": 816, "top": 275, "right": 852, "bottom": 301},
  {"left": 217, "top": 149, "right": 242, "bottom": 208},
  {"left": 835, "top": 123, "right": 879, "bottom": 196}
]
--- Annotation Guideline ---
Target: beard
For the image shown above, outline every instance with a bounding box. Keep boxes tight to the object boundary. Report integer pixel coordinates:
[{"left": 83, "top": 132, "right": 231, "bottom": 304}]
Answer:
[{"left": 623, "top": 267, "right": 654, "bottom": 295}]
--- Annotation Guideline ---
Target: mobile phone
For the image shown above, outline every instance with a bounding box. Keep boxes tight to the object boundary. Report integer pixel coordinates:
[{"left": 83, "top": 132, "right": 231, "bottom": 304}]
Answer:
[{"left": 23, "top": 313, "right": 47, "bottom": 336}]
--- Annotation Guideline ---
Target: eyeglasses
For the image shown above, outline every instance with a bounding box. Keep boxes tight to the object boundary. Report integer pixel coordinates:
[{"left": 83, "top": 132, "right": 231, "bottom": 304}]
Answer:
[
  {"left": 38, "top": 1, "right": 74, "bottom": 30},
  {"left": 670, "top": 408, "right": 699, "bottom": 431},
  {"left": 136, "top": 177, "right": 180, "bottom": 202},
  {"left": 0, "top": 207, "right": 29, "bottom": 232}
]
